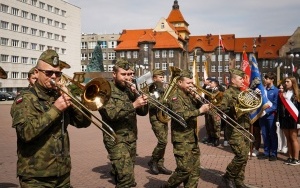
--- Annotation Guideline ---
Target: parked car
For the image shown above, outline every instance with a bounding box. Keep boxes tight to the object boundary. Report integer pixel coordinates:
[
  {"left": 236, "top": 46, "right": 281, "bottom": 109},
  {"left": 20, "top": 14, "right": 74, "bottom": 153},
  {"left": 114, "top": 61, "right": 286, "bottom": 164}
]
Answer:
[
  {"left": 6, "top": 92, "right": 17, "bottom": 99},
  {"left": 0, "top": 92, "right": 14, "bottom": 101}
]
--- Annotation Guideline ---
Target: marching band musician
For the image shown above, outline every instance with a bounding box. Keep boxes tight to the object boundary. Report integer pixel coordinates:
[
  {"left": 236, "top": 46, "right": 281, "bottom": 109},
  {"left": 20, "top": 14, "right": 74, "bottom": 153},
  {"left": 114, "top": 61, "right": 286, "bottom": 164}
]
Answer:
[
  {"left": 206, "top": 78, "right": 222, "bottom": 147},
  {"left": 147, "top": 69, "right": 172, "bottom": 175},
  {"left": 10, "top": 49, "right": 92, "bottom": 187},
  {"left": 98, "top": 59, "right": 148, "bottom": 188},
  {"left": 161, "top": 69, "right": 210, "bottom": 188},
  {"left": 220, "top": 68, "right": 251, "bottom": 188}
]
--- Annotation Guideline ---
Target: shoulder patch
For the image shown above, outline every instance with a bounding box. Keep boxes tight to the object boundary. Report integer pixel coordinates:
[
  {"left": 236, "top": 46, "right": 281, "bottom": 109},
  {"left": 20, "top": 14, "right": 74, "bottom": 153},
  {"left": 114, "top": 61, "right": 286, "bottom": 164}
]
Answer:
[
  {"left": 172, "top": 97, "right": 177, "bottom": 101},
  {"left": 16, "top": 97, "right": 23, "bottom": 104}
]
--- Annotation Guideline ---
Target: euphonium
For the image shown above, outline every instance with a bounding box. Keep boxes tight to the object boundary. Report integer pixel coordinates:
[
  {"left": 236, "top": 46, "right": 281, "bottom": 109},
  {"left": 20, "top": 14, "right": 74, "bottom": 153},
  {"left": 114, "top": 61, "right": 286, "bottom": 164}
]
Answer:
[
  {"left": 192, "top": 84, "right": 223, "bottom": 105},
  {"left": 157, "top": 66, "right": 182, "bottom": 123}
]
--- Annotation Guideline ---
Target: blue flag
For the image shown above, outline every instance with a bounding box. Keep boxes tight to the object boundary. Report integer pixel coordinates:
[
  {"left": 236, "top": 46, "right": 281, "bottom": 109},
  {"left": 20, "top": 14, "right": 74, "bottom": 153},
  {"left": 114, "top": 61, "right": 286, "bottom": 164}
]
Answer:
[{"left": 249, "top": 55, "right": 270, "bottom": 124}]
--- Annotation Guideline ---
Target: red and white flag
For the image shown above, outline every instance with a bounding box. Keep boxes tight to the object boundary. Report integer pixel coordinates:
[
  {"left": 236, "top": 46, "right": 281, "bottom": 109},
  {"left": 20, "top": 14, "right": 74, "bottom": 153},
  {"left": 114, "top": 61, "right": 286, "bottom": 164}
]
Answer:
[
  {"left": 240, "top": 51, "right": 251, "bottom": 91},
  {"left": 219, "top": 34, "right": 225, "bottom": 51},
  {"left": 292, "top": 62, "right": 297, "bottom": 73}
]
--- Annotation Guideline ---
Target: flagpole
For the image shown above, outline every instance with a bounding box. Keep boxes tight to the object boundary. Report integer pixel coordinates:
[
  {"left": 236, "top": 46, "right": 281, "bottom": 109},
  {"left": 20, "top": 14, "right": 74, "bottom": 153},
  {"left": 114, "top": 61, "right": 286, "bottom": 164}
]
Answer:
[{"left": 218, "top": 34, "right": 220, "bottom": 80}]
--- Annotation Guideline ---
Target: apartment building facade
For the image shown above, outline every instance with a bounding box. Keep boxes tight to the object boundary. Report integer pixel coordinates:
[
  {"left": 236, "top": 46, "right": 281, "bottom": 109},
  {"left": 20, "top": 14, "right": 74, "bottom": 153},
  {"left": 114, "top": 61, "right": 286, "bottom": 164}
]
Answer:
[
  {"left": 0, "top": 0, "right": 81, "bottom": 92},
  {"left": 80, "top": 33, "right": 120, "bottom": 73}
]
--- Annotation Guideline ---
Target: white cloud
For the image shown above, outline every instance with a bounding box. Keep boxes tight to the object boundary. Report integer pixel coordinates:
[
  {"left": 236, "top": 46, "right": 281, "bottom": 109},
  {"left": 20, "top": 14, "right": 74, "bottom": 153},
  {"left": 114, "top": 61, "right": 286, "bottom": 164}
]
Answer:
[{"left": 68, "top": 0, "right": 300, "bottom": 37}]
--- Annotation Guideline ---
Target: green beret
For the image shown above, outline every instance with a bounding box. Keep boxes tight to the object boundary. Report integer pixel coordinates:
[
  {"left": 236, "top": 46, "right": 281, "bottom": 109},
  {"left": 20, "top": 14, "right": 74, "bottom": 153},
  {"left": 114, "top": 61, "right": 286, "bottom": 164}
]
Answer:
[
  {"left": 180, "top": 70, "right": 193, "bottom": 79},
  {"left": 59, "top": 60, "right": 71, "bottom": 69},
  {"left": 114, "top": 59, "right": 132, "bottom": 71},
  {"left": 38, "top": 49, "right": 60, "bottom": 67},
  {"left": 229, "top": 68, "right": 245, "bottom": 77},
  {"left": 152, "top": 69, "right": 165, "bottom": 76}
]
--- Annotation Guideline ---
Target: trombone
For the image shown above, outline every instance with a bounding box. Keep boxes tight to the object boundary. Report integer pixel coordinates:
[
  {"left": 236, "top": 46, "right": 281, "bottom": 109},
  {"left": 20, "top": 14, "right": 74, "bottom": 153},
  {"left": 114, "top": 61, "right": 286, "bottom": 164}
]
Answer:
[
  {"left": 125, "top": 81, "right": 187, "bottom": 128},
  {"left": 50, "top": 73, "right": 117, "bottom": 142},
  {"left": 188, "top": 85, "right": 256, "bottom": 143}
]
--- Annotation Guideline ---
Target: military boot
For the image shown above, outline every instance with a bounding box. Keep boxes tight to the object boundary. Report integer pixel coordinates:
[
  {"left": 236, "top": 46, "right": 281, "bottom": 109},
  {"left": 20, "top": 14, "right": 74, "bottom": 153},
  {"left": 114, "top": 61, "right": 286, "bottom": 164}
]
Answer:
[
  {"left": 222, "top": 174, "right": 236, "bottom": 188},
  {"left": 157, "top": 165, "right": 172, "bottom": 175},
  {"left": 148, "top": 160, "right": 159, "bottom": 175}
]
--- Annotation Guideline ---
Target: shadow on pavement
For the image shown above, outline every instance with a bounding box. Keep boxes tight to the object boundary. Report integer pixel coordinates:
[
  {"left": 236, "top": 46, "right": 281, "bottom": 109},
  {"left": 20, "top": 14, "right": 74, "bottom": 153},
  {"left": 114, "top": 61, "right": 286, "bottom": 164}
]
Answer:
[{"left": 92, "top": 162, "right": 115, "bottom": 185}]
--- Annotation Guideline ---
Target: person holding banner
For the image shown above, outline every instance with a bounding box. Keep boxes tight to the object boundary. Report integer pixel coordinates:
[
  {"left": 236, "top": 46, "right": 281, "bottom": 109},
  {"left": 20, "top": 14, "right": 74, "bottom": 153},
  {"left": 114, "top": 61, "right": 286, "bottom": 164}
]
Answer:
[
  {"left": 277, "top": 76, "right": 300, "bottom": 165},
  {"left": 258, "top": 72, "right": 279, "bottom": 161}
]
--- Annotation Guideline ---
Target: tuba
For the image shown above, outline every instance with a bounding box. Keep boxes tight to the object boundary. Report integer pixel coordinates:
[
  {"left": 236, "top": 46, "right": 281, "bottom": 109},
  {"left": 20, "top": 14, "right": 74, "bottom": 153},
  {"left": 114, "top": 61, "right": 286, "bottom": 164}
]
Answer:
[
  {"left": 157, "top": 66, "right": 182, "bottom": 123},
  {"left": 0, "top": 66, "right": 7, "bottom": 79}
]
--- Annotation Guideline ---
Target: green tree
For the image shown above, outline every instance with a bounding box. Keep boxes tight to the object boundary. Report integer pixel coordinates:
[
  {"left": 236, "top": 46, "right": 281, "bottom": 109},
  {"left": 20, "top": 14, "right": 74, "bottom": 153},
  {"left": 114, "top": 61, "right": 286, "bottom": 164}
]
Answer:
[{"left": 87, "top": 41, "right": 104, "bottom": 72}]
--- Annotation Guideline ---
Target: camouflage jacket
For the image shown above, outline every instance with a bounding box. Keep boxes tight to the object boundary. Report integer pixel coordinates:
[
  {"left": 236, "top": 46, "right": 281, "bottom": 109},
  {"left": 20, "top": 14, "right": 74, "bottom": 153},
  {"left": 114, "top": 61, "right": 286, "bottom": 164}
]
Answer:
[
  {"left": 167, "top": 88, "right": 202, "bottom": 143},
  {"left": 218, "top": 85, "right": 251, "bottom": 129},
  {"left": 10, "top": 83, "right": 91, "bottom": 177},
  {"left": 99, "top": 81, "right": 148, "bottom": 143}
]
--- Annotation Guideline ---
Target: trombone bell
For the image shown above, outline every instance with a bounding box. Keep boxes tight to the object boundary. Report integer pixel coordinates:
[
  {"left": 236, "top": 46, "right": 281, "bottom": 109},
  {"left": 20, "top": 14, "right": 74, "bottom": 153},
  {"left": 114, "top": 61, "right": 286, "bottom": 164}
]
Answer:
[{"left": 83, "top": 77, "right": 111, "bottom": 111}]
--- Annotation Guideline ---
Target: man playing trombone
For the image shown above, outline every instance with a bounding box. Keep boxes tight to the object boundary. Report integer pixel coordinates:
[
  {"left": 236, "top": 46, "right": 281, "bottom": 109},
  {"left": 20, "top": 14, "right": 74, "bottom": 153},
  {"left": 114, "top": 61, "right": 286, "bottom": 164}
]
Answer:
[
  {"left": 10, "top": 49, "right": 92, "bottom": 187},
  {"left": 148, "top": 69, "right": 172, "bottom": 175},
  {"left": 220, "top": 68, "right": 252, "bottom": 188},
  {"left": 161, "top": 69, "right": 210, "bottom": 188},
  {"left": 99, "top": 59, "right": 148, "bottom": 188}
]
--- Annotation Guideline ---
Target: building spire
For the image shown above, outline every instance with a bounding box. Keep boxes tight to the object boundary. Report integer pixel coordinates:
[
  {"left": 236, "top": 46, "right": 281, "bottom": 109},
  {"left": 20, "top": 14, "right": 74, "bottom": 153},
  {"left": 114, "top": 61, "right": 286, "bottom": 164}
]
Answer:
[{"left": 172, "top": 0, "right": 179, "bottom": 10}]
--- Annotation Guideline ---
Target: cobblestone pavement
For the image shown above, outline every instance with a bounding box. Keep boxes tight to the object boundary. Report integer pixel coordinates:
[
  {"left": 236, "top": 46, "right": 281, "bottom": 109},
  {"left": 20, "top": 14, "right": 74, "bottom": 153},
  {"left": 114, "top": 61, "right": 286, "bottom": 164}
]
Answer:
[{"left": 1, "top": 102, "right": 300, "bottom": 188}]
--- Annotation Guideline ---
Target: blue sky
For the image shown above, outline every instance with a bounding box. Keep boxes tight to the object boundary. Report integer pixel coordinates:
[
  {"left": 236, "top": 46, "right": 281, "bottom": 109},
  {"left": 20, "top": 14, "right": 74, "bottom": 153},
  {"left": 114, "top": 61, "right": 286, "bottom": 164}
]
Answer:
[{"left": 68, "top": 0, "right": 300, "bottom": 37}]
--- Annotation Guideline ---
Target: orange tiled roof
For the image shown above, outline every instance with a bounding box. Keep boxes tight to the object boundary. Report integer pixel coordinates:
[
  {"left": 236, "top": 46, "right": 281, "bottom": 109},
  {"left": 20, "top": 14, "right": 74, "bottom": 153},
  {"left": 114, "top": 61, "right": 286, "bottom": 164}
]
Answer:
[
  {"left": 174, "top": 26, "right": 190, "bottom": 34},
  {"left": 235, "top": 36, "right": 290, "bottom": 58},
  {"left": 167, "top": 9, "right": 189, "bottom": 26},
  {"left": 189, "top": 34, "right": 235, "bottom": 52},
  {"left": 115, "top": 29, "right": 184, "bottom": 51}
]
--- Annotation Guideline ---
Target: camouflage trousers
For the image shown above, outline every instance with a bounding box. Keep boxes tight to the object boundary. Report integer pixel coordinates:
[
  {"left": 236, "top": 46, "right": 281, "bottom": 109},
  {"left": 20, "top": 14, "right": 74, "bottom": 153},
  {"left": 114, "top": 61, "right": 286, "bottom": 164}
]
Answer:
[
  {"left": 150, "top": 120, "right": 168, "bottom": 166},
  {"left": 104, "top": 139, "right": 137, "bottom": 188},
  {"left": 166, "top": 141, "right": 200, "bottom": 188},
  {"left": 206, "top": 111, "right": 221, "bottom": 139},
  {"left": 225, "top": 127, "right": 250, "bottom": 186},
  {"left": 19, "top": 172, "right": 71, "bottom": 188}
]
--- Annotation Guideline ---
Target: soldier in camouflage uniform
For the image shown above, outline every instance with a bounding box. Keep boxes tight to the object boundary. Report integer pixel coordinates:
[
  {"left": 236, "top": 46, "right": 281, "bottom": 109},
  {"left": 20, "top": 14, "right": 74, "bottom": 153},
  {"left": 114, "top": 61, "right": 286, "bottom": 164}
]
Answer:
[
  {"left": 206, "top": 78, "right": 222, "bottom": 146},
  {"left": 27, "top": 67, "right": 37, "bottom": 88},
  {"left": 99, "top": 59, "right": 148, "bottom": 188},
  {"left": 10, "top": 49, "right": 91, "bottom": 188},
  {"left": 162, "top": 69, "right": 210, "bottom": 188},
  {"left": 148, "top": 69, "right": 172, "bottom": 175},
  {"left": 219, "top": 68, "right": 251, "bottom": 188}
]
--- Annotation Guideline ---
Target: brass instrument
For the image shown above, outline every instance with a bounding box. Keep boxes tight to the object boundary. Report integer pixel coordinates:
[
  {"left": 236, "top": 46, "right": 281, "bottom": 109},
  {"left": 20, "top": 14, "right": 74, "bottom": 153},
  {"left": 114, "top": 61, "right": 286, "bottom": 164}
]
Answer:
[
  {"left": 51, "top": 73, "right": 117, "bottom": 142},
  {"left": 193, "top": 85, "right": 223, "bottom": 105},
  {"left": 125, "top": 80, "right": 187, "bottom": 128},
  {"left": 188, "top": 86, "right": 258, "bottom": 142},
  {"left": 236, "top": 89, "right": 262, "bottom": 118},
  {"left": 157, "top": 66, "right": 182, "bottom": 124},
  {"left": 0, "top": 66, "right": 7, "bottom": 79}
]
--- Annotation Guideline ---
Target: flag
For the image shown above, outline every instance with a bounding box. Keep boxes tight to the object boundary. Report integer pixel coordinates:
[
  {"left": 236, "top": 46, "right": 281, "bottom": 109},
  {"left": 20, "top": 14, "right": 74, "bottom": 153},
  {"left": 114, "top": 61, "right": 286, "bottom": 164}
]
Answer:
[
  {"left": 192, "top": 50, "right": 200, "bottom": 87},
  {"left": 240, "top": 51, "right": 251, "bottom": 91},
  {"left": 249, "top": 55, "right": 271, "bottom": 124},
  {"left": 292, "top": 62, "right": 297, "bottom": 73},
  {"left": 219, "top": 34, "right": 225, "bottom": 51}
]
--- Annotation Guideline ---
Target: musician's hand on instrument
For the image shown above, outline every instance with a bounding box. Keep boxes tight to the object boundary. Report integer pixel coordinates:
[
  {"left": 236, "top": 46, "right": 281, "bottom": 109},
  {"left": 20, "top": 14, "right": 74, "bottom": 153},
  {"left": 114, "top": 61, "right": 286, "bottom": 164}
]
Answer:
[
  {"left": 54, "top": 93, "right": 71, "bottom": 111},
  {"left": 133, "top": 95, "right": 148, "bottom": 108},
  {"left": 199, "top": 104, "right": 210, "bottom": 114},
  {"left": 254, "top": 88, "right": 262, "bottom": 95}
]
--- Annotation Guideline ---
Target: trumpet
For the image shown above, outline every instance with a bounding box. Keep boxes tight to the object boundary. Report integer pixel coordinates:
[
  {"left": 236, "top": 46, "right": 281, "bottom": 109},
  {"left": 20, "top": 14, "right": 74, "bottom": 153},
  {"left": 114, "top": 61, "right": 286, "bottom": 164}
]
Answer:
[
  {"left": 125, "top": 80, "right": 187, "bottom": 128},
  {"left": 50, "top": 73, "right": 117, "bottom": 142},
  {"left": 188, "top": 85, "right": 256, "bottom": 143},
  {"left": 0, "top": 66, "right": 7, "bottom": 79}
]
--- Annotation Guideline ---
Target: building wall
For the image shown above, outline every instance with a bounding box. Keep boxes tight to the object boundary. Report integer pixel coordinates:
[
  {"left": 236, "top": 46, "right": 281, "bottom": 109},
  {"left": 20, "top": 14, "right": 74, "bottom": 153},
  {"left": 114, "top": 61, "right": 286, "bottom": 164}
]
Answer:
[{"left": 0, "top": 0, "right": 80, "bottom": 92}]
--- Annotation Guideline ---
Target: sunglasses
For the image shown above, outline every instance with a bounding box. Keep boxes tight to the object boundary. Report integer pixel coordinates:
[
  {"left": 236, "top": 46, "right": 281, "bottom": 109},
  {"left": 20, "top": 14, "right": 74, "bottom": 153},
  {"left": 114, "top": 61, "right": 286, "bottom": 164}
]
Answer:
[{"left": 38, "top": 69, "right": 62, "bottom": 77}]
